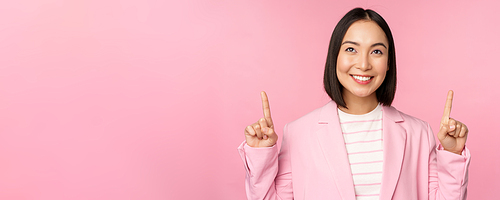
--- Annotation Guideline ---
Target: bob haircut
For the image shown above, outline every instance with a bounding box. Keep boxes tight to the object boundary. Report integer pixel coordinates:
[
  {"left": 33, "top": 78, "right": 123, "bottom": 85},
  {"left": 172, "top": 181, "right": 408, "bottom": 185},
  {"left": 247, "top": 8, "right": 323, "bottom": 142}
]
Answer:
[{"left": 324, "top": 8, "right": 397, "bottom": 108}]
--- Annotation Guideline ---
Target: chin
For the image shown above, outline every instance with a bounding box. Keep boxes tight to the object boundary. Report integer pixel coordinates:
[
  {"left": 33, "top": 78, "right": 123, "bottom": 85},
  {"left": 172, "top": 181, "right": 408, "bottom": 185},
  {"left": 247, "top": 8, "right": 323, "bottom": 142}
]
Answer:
[
  {"left": 351, "top": 90, "right": 376, "bottom": 98},
  {"left": 354, "top": 93, "right": 372, "bottom": 98}
]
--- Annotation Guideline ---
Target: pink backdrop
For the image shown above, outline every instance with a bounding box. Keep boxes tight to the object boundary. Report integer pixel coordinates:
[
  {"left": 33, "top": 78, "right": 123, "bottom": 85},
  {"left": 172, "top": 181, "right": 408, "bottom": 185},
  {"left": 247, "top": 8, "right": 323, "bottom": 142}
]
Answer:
[{"left": 1, "top": 0, "right": 498, "bottom": 199}]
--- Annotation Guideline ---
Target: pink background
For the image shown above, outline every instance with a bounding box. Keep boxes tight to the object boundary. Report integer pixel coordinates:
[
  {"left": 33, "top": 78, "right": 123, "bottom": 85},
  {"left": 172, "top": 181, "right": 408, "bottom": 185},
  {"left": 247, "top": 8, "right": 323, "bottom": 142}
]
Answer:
[{"left": 0, "top": 0, "right": 498, "bottom": 199}]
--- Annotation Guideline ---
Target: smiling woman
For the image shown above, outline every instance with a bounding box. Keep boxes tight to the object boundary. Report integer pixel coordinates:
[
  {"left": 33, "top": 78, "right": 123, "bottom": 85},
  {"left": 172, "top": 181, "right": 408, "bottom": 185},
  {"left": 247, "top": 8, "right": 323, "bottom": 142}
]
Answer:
[
  {"left": 335, "top": 20, "right": 389, "bottom": 114},
  {"left": 239, "top": 7, "right": 470, "bottom": 200},
  {"left": 324, "top": 9, "right": 396, "bottom": 113}
]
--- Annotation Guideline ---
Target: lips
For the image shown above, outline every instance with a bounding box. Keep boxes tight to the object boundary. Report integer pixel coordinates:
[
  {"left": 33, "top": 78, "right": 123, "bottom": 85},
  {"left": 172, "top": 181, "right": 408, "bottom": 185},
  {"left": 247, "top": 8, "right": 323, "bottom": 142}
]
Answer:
[{"left": 351, "top": 75, "right": 373, "bottom": 84}]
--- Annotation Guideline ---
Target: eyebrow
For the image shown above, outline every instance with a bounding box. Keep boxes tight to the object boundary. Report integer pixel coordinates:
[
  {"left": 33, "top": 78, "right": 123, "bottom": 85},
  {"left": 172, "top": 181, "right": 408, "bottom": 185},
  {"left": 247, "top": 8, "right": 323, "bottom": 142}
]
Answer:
[{"left": 342, "top": 41, "right": 387, "bottom": 49}]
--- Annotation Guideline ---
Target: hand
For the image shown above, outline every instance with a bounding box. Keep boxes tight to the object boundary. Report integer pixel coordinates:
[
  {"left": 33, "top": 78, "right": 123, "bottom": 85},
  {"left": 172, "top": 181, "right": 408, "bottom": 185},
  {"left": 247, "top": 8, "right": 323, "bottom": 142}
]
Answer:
[
  {"left": 244, "top": 91, "right": 279, "bottom": 148},
  {"left": 437, "top": 90, "right": 468, "bottom": 155}
]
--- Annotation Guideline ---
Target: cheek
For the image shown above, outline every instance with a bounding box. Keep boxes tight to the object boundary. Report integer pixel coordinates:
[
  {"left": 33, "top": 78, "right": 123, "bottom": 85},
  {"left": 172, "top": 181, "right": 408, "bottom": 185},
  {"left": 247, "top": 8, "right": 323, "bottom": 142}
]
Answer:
[
  {"left": 336, "top": 54, "right": 351, "bottom": 73},
  {"left": 373, "top": 58, "right": 388, "bottom": 75},
  {"left": 376, "top": 66, "right": 388, "bottom": 85}
]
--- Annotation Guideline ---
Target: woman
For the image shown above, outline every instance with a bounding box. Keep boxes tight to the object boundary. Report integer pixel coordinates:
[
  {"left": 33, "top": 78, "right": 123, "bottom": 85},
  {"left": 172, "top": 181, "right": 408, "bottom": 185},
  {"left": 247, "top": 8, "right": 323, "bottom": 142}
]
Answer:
[{"left": 238, "top": 8, "right": 470, "bottom": 200}]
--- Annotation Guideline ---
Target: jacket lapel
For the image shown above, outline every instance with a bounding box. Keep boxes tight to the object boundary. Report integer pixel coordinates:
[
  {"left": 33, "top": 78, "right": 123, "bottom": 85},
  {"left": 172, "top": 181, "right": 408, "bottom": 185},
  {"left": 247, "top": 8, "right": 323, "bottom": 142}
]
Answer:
[
  {"left": 315, "top": 101, "right": 356, "bottom": 200},
  {"left": 315, "top": 102, "right": 407, "bottom": 200},
  {"left": 379, "top": 106, "right": 407, "bottom": 200}
]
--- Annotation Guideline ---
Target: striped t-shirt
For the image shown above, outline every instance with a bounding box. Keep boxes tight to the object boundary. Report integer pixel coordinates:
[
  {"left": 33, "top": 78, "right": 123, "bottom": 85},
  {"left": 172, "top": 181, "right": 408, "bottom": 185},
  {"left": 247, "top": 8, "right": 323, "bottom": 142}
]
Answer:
[{"left": 338, "top": 104, "right": 383, "bottom": 200}]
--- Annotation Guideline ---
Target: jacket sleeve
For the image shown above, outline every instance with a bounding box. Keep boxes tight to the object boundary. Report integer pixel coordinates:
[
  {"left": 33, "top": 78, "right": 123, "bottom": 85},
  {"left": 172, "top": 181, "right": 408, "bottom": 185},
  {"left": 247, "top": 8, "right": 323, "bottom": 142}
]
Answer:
[
  {"left": 237, "top": 124, "right": 293, "bottom": 200},
  {"left": 427, "top": 124, "right": 471, "bottom": 200}
]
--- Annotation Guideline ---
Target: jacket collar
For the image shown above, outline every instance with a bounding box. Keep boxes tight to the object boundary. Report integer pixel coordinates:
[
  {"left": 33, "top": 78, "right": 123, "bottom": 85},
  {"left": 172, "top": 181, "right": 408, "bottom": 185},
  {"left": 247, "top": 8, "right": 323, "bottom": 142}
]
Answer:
[
  {"left": 318, "top": 101, "right": 404, "bottom": 123},
  {"left": 316, "top": 101, "right": 407, "bottom": 200}
]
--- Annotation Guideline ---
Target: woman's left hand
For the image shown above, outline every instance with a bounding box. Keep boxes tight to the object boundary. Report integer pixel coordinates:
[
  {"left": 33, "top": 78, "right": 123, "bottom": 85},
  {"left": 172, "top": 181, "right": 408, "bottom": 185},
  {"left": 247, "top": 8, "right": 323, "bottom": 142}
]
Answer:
[{"left": 437, "top": 90, "right": 468, "bottom": 155}]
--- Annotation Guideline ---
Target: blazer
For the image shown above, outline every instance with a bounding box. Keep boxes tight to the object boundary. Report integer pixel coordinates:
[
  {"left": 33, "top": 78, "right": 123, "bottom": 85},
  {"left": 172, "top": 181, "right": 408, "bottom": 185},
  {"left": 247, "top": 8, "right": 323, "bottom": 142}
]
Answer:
[{"left": 238, "top": 101, "right": 470, "bottom": 200}]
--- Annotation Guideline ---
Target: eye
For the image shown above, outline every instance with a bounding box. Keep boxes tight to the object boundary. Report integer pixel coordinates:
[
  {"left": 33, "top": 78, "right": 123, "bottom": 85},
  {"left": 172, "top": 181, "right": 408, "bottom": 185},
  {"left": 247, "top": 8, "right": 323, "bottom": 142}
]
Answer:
[
  {"left": 372, "top": 50, "right": 383, "bottom": 55},
  {"left": 345, "top": 47, "right": 356, "bottom": 53}
]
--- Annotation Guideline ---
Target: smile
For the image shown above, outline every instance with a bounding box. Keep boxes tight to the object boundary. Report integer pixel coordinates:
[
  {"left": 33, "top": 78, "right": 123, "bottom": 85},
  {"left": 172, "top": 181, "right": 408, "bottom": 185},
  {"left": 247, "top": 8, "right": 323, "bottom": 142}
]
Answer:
[{"left": 351, "top": 75, "right": 373, "bottom": 84}]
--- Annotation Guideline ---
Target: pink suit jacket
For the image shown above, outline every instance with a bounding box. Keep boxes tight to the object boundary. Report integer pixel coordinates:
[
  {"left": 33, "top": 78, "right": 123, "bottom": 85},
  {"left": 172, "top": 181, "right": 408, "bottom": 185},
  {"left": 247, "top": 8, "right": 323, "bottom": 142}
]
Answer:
[{"left": 238, "top": 101, "right": 470, "bottom": 200}]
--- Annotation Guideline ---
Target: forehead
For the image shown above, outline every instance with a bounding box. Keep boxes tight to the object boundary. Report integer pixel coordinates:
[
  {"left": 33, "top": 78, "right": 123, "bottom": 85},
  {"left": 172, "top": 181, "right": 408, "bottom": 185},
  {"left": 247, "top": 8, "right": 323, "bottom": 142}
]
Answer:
[{"left": 342, "top": 20, "right": 388, "bottom": 44}]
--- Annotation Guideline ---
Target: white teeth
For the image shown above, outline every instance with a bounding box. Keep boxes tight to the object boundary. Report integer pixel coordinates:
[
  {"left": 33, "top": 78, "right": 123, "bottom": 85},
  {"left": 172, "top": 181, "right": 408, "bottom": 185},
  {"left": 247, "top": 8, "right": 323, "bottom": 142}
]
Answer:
[{"left": 352, "top": 75, "right": 372, "bottom": 81}]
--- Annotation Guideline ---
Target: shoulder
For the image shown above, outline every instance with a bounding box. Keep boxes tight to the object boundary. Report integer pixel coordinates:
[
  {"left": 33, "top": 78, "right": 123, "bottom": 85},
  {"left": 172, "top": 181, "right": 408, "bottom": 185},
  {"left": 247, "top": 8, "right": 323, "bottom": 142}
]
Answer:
[
  {"left": 384, "top": 105, "right": 430, "bottom": 131},
  {"left": 286, "top": 105, "right": 323, "bottom": 129},
  {"left": 285, "top": 101, "right": 336, "bottom": 132},
  {"left": 384, "top": 106, "right": 437, "bottom": 151}
]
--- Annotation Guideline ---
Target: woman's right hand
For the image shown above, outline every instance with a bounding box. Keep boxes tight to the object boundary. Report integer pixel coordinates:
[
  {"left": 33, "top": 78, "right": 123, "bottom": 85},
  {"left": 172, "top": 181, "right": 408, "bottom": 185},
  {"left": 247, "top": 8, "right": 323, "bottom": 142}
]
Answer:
[{"left": 244, "top": 91, "right": 278, "bottom": 148}]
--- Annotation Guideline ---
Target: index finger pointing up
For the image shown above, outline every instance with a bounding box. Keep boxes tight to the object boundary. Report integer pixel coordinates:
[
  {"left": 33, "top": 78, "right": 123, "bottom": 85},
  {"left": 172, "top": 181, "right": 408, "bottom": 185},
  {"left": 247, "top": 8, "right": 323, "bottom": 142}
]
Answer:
[
  {"left": 261, "top": 91, "right": 274, "bottom": 127},
  {"left": 442, "top": 90, "right": 454, "bottom": 121}
]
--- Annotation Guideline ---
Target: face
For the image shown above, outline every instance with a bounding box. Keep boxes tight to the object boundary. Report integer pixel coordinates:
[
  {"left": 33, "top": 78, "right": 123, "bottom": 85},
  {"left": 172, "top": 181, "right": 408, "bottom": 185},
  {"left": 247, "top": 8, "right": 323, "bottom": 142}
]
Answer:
[{"left": 336, "top": 20, "right": 389, "bottom": 101}]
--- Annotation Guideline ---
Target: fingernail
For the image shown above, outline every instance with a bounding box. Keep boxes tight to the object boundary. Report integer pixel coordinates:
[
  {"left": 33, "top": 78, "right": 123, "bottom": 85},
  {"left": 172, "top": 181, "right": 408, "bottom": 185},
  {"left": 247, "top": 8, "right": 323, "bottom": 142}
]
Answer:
[
  {"left": 450, "top": 125, "right": 455, "bottom": 129},
  {"left": 263, "top": 127, "right": 268, "bottom": 133},
  {"left": 263, "top": 135, "right": 268, "bottom": 139}
]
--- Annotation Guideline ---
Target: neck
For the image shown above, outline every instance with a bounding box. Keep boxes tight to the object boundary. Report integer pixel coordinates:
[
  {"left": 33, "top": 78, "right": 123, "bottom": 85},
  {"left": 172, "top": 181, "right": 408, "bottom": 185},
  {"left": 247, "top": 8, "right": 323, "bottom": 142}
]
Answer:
[{"left": 339, "top": 91, "right": 379, "bottom": 115}]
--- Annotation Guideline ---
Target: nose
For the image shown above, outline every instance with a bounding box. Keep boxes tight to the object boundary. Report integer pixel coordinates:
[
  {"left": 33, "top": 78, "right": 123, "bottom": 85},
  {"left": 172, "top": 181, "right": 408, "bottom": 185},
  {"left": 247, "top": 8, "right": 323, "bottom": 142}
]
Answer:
[{"left": 357, "top": 53, "right": 371, "bottom": 71}]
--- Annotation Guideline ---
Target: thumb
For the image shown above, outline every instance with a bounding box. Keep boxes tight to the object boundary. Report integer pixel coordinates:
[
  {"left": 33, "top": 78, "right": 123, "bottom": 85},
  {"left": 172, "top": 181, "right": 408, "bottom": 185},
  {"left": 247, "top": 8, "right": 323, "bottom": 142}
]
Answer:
[
  {"left": 437, "top": 119, "right": 457, "bottom": 140},
  {"left": 262, "top": 127, "right": 272, "bottom": 138},
  {"left": 263, "top": 126, "right": 278, "bottom": 145},
  {"left": 448, "top": 119, "right": 456, "bottom": 132},
  {"left": 262, "top": 127, "right": 269, "bottom": 139},
  {"left": 437, "top": 122, "right": 450, "bottom": 140}
]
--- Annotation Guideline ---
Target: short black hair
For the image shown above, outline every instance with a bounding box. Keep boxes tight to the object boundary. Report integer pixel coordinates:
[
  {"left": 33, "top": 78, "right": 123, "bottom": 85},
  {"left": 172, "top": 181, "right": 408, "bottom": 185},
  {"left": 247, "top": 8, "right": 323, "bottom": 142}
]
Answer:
[{"left": 323, "top": 8, "right": 397, "bottom": 108}]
